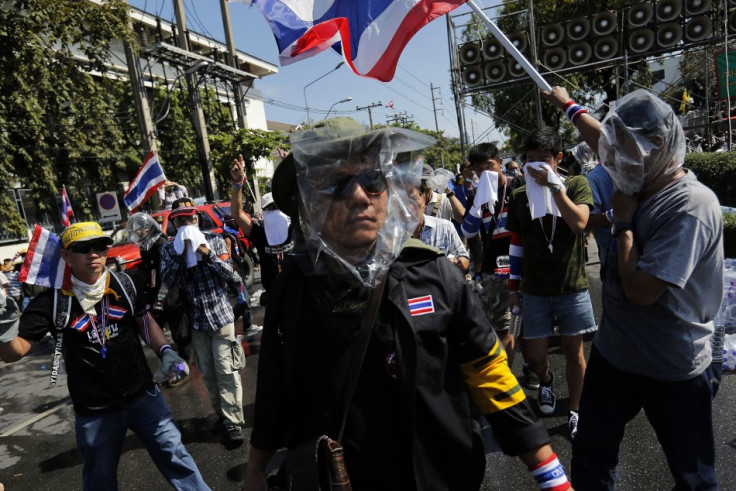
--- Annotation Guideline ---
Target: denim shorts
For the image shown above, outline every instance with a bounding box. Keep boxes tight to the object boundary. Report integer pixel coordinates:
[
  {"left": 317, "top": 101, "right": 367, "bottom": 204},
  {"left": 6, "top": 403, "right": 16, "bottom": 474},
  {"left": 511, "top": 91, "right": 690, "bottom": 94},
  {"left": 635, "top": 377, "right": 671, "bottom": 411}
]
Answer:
[{"left": 522, "top": 290, "right": 597, "bottom": 339}]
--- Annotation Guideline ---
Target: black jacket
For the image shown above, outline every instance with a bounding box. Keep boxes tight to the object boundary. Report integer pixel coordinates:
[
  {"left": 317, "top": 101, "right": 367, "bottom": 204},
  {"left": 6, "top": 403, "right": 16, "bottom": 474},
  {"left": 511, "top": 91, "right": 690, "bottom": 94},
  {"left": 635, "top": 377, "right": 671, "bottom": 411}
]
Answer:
[{"left": 252, "top": 240, "right": 548, "bottom": 490}]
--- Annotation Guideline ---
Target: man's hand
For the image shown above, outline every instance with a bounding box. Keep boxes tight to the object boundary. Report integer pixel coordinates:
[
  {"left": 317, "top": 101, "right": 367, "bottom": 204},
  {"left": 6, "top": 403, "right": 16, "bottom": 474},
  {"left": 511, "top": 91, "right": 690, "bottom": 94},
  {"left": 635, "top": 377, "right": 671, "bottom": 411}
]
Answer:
[
  {"left": 610, "top": 191, "right": 638, "bottom": 222},
  {"left": 161, "top": 349, "right": 190, "bottom": 377},
  {"left": 541, "top": 86, "right": 572, "bottom": 111},
  {"left": 527, "top": 166, "right": 552, "bottom": 187},
  {"left": 508, "top": 292, "right": 519, "bottom": 310},
  {"left": 196, "top": 244, "right": 210, "bottom": 255},
  {"left": 231, "top": 154, "right": 246, "bottom": 183}
]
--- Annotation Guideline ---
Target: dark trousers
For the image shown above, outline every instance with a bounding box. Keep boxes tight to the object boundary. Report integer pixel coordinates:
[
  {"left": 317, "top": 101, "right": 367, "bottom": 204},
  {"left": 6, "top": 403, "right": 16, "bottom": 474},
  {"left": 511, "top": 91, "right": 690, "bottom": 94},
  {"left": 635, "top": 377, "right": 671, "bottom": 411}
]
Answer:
[{"left": 572, "top": 345, "right": 717, "bottom": 491}]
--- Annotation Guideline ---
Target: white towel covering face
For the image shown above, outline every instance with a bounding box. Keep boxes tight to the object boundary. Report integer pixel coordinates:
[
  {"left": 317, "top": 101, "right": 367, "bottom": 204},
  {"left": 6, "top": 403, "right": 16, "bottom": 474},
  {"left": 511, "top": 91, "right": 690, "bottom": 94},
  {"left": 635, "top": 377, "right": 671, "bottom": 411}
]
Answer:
[
  {"left": 174, "top": 225, "right": 208, "bottom": 267},
  {"left": 263, "top": 210, "right": 291, "bottom": 246},
  {"left": 523, "top": 162, "right": 565, "bottom": 220},
  {"left": 474, "top": 170, "right": 499, "bottom": 209}
]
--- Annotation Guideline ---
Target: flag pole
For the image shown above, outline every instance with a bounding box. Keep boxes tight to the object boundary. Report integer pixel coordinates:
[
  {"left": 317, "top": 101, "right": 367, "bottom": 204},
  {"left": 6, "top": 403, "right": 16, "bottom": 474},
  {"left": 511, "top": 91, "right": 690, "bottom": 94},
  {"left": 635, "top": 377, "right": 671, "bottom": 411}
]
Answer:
[{"left": 466, "top": 0, "right": 551, "bottom": 92}]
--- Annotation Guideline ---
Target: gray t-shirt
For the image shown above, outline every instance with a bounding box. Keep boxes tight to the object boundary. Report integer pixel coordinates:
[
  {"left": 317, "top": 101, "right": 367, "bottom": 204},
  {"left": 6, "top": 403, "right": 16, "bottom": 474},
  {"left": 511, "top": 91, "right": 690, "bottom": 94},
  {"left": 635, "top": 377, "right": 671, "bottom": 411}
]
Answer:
[{"left": 595, "top": 171, "right": 724, "bottom": 380}]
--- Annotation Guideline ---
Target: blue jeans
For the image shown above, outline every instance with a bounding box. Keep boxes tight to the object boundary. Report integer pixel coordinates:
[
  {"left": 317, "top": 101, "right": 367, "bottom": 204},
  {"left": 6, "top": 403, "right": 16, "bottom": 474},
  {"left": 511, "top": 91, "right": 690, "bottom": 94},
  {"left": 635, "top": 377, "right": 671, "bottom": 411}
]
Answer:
[
  {"left": 572, "top": 346, "right": 717, "bottom": 490},
  {"left": 521, "top": 290, "right": 597, "bottom": 338},
  {"left": 75, "top": 385, "right": 210, "bottom": 491}
]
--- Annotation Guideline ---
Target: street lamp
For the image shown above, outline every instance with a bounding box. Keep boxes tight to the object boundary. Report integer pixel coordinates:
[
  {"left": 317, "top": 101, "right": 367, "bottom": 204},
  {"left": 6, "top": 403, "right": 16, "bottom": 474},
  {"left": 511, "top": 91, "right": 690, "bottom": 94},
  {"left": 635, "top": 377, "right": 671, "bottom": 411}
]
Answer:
[
  {"left": 303, "top": 61, "right": 345, "bottom": 128},
  {"left": 323, "top": 97, "right": 353, "bottom": 120}
]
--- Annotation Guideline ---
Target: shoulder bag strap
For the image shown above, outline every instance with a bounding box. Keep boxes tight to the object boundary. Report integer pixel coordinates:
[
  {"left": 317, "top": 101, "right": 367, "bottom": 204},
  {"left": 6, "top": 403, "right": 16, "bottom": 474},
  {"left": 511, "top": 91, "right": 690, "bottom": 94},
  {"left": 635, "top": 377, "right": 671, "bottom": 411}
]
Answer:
[
  {"left": 337, "top": 275, "right": 388, "bottom": 442},
  {"left": 49, "top": 290, "right": 71, "bottom": 388}
]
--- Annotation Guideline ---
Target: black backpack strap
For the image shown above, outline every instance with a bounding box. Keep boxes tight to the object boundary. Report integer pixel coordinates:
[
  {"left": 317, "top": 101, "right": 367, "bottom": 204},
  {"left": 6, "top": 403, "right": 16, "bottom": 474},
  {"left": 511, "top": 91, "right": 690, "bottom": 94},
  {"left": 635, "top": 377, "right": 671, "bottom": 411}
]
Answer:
[
  {"left": 49, "top": 290, "right": 71, "bottom": 388},
  {"left": 111, "top": 271, "right": 138, "bottom": 314}
]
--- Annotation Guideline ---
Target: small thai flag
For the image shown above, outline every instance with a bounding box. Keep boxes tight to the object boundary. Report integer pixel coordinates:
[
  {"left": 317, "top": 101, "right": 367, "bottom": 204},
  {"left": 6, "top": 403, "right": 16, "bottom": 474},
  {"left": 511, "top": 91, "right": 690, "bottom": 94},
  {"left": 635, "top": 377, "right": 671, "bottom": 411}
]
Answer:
[
  {"left": 19, "top": 224, "right": 70, "bottom": 289},
  {"left": 61, "top": 186, "right": 74, "bottom": 227},
  {"left": 123, "top": 151, "right": 167, "bottom": 213},
  {"left": 408, "top": 295, "right": 435, "bottom": 317},
  {"left": 70, "top": 314, "right": 93, "bottom": 332},
  {"left": 106, "top": 305, "right": 128, "bottom": 320}
]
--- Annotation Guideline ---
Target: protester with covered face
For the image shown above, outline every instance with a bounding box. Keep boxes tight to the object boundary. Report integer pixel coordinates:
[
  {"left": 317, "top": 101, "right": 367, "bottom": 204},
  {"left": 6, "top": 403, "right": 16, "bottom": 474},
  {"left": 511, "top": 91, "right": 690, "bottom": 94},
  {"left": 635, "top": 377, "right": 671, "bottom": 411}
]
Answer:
[
  {"left": 505, "top": 127, "right": 596, "bottom": 440},
  {"left": 126, "top": 213, "right": 191, "bottom": 365},
  {"left": 159, "top": 198, "right": 246, "bottom": 443},
  {"left": 544, "top": 86, "right": 724, "bottom": 489},
  {"left": 0, "top": 222, "right": 206, "bottom": 490},
  {"left": 243, "top": 118, "right": 571, "bottom": 491},
  {"left": 230, "top": 156, "right": 293, "bottom": 306}
]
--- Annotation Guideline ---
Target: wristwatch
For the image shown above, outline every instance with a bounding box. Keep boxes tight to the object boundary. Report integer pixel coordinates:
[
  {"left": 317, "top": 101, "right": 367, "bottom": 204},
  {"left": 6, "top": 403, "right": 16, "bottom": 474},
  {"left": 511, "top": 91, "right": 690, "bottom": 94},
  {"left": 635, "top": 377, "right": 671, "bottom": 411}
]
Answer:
[
  {"left": 611, "top": 221, "right": 633, "bottom": 237},
  {"left": 550, "top": 184, "right": 562, "bottom": 194}
]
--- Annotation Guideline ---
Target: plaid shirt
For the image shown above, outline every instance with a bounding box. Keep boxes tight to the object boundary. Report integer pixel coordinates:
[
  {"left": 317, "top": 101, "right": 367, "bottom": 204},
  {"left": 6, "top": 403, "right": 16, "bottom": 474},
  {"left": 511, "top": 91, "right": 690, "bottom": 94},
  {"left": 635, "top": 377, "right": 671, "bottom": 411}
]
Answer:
[
  {"left": 160, "top": 232, "right": 235, "bottom": 331},
  {"left": 419, "top": 215, "right": 469, "bottom": 259}
]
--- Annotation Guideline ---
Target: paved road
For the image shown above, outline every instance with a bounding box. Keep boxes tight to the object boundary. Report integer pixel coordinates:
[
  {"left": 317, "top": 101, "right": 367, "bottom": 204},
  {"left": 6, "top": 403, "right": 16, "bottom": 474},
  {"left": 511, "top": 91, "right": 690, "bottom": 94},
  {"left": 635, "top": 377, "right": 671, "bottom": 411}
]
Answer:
[{"left": 1, "top": 252, "right": 735, "bottom": 489}]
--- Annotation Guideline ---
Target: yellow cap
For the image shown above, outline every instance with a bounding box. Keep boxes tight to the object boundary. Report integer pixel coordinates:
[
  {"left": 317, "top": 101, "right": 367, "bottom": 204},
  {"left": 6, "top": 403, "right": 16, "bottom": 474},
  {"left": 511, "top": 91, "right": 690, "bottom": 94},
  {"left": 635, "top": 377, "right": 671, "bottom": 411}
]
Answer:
[{"left": 61, "top": 222, "right": 113, "bottom": 249}]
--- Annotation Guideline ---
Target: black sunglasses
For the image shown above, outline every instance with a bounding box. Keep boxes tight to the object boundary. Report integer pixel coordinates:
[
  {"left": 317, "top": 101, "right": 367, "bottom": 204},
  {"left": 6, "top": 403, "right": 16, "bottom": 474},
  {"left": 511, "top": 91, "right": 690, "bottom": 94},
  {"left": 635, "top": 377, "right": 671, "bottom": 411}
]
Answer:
[
  {"left": 68, "top": 239, "right": 110, "bottom": 254},
  {"left": 325, "top": 170, "right": 387, "bottom": 198}
]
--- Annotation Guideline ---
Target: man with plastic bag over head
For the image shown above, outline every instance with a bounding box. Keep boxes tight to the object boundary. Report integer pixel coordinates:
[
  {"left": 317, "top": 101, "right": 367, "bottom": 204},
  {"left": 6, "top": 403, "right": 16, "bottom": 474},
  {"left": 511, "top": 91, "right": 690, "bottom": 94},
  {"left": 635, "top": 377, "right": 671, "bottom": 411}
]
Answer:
[
  {"left": 126, "top": 213, "right": 191, "bottom": 368},
  {"left": 544, "top": 87, "right": 724, "bottom": 490},
  {"left": 243, "top": 118, "right": 572, "bottom": 491}
]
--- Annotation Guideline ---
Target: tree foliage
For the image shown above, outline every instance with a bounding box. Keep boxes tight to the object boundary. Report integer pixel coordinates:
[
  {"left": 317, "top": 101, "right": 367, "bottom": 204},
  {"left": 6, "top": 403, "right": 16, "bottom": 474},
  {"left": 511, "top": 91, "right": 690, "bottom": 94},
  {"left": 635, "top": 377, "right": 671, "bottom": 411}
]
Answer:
[
  {"left": 383, "top": 122, "right": 463, "bottom": 172},
  {"left": 0, "top": 0, "right": 131, "bottom": 234}
]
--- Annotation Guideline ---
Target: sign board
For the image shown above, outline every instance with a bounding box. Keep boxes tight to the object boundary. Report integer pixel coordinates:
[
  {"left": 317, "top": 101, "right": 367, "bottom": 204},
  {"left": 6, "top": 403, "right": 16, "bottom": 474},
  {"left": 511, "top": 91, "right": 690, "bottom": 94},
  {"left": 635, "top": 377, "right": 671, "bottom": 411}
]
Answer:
[
  {"left": 96, "top": 191, "right": 121, "bottom": 222},
  {"left": 714, "top": 50, "right": 736, "bottom": 100}
]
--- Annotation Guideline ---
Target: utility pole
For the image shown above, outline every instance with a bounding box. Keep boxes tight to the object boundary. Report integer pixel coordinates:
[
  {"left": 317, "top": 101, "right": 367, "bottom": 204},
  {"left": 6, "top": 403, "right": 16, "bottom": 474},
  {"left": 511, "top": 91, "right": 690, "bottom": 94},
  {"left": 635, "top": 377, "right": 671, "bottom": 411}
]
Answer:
[
  {"left": 386, "top": 112, "right": 414, "bottom": 126},
  {"left": 219, "top": 0, "right": 248, "bottom": 130},
  {"left": 219, "top": 0, "right": 261, "bottom": 208},
  {"left": 173, "top": 0, "right": 217, "bottom": 202},
  {"left": 528, "top": 0, "right": 543, "bottom": 129},
  {"left": 430, "top": 83, "right": 442, "bottom": 132},
  {"left": 356, "top": 102, "right": 382, "bottom": 129},
  {"left": 446, "top": 13, "right": 466, "bottom": 159},
  {"left": 123, "top": 11, "right": 157, "bottom": 155}
]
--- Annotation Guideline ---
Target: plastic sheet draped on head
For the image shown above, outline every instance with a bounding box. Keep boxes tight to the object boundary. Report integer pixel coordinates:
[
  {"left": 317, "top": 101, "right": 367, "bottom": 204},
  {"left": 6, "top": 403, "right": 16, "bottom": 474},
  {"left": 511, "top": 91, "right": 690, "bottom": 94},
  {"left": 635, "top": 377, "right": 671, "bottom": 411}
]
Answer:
[
  {"left": 125, "top": 212, "right": 162, "bottom": 251},
  {"left": 598, "top": 89, "right": 686, "bottom": 195},
  {"left": 290, "top": 118, "right": 436, "bottom": 288}
]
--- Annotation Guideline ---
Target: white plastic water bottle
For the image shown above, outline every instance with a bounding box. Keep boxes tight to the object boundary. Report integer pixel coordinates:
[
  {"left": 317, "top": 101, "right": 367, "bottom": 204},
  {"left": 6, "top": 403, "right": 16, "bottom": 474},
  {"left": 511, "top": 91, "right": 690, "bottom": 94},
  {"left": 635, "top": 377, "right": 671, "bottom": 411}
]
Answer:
[{"left": 153, "top": 361, "right": 187, "bottom": 384}]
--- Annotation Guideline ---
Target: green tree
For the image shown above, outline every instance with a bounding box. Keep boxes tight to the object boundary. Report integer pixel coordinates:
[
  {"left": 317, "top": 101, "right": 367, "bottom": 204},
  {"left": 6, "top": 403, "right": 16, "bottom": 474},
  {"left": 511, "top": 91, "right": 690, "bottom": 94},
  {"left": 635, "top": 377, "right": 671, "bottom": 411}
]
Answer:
[
  {"left": 383, "top": 122, "right": 463, "bottom": 171},
  {"left": 0, "top": 0, "right": 133, "bottom": 232},
  {"left": 209, "top": 127, "right": 289, "bottom": 199}
]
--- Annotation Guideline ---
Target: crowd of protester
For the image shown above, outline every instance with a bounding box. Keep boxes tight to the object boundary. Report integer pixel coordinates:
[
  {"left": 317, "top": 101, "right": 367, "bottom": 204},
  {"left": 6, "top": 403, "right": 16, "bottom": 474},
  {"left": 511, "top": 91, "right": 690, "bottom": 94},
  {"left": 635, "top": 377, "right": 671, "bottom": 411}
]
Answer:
[{"left": 0, "top": 84, "right": 726, "bottom": 490}]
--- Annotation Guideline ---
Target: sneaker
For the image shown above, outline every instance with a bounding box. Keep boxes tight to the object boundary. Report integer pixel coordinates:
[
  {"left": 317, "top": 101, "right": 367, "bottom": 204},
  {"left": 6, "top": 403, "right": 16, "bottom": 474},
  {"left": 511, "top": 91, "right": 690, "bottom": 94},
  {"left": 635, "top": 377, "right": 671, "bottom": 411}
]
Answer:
[
  {"left": 227, "top": 425, "right": 244, "bottom": 442},
  {"left": 522, "top": 363, "right": 541, "bottom": 390},
  {"left": 568, "top": 410, "right": 579, "bottom": 440},
  {"left": 538, "top": 372, "right": 556, "bottom": 416},
  {"left": 248, "top": 324, "right": 263, "bottom": 333}
]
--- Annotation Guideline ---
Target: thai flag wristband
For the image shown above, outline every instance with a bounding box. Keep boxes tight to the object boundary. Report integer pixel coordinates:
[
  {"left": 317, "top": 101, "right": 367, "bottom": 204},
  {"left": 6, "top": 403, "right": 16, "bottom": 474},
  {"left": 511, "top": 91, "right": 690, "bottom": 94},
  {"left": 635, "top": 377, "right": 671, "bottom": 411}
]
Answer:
[
  {"left": 564, "top": 100, "right": 588, "bottom": 124},
  {"left": 529, "top": 453, "right": 571, "bottom": 491}
]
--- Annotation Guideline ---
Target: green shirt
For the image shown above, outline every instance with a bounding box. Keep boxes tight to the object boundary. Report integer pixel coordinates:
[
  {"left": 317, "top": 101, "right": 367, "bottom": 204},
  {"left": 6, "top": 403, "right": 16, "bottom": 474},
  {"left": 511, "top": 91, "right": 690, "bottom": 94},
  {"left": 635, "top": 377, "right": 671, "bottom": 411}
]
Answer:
[{"left": 506, "top": 176, "right": 593, "bottom": 296}]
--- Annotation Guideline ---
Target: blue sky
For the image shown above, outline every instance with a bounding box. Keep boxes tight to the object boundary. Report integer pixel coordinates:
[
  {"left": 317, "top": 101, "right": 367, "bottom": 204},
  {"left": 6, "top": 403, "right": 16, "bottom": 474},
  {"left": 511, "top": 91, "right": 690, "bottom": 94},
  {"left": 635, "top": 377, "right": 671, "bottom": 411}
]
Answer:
[{"left": 127, "top": 0, "right": 503, "bottom": 149}]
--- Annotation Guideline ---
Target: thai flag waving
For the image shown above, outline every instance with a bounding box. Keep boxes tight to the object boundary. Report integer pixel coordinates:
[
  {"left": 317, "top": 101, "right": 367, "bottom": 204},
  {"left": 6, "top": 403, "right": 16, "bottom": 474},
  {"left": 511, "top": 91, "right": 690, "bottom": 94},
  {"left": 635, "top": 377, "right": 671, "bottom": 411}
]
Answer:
[
  {"left": 124, "top": 151, "right": 167, "bottom": 213},
  {"left": 61, "top": 186, "right": 74, "bottom": 227},
  {"left": 19, "top": 225, "right": 70, "bottom": 289},
  {"left": 249, "top": 0, "right": 467, "bottom": 81}
]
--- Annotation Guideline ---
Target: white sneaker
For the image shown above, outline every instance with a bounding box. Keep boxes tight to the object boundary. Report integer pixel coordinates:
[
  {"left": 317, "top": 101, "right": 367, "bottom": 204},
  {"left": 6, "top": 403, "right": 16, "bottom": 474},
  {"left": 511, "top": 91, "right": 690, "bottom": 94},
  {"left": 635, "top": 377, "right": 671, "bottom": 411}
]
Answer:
[{"left": 248, "top": 325, "right": 263, "bottom": 333}]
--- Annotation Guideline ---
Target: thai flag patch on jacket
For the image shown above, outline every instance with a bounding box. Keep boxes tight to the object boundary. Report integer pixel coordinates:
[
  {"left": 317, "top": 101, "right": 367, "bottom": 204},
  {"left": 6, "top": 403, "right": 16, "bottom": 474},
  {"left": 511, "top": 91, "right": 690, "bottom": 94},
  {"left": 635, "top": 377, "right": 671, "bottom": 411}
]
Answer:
[
  {"left": 408, "top": 295, "right": 435, "bottom": 316},
  {"left": 106, "top": 305, "right": 128, "bottom": 321},
  {"left": 70, "top": 314, "right": 93, "bottom": 332}
]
